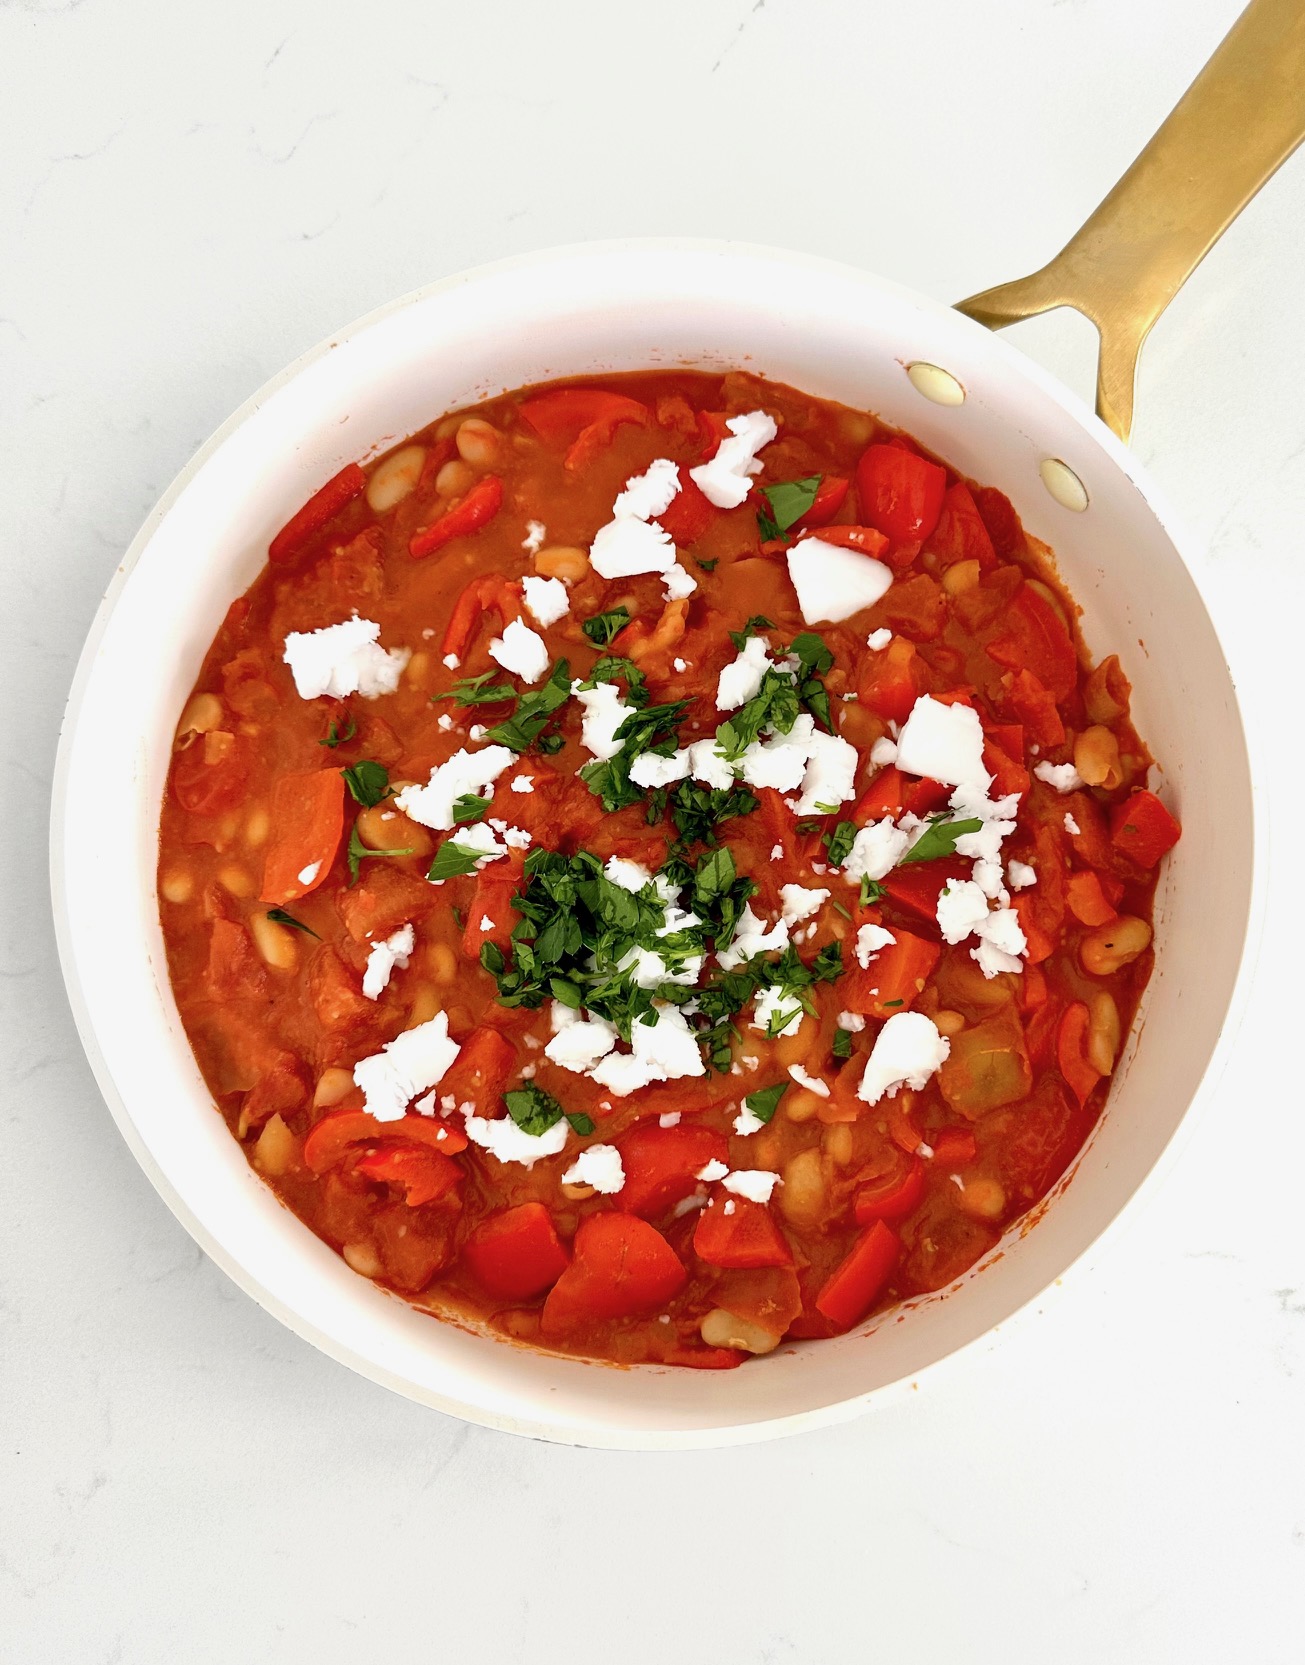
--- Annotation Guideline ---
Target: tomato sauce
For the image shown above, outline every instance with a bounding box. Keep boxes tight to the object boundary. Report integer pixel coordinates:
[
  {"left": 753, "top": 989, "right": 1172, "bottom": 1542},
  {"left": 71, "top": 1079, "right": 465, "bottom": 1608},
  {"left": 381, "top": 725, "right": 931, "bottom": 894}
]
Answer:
[{"left": 156, "top": 369, "right": 1180, "bottom": 1367}]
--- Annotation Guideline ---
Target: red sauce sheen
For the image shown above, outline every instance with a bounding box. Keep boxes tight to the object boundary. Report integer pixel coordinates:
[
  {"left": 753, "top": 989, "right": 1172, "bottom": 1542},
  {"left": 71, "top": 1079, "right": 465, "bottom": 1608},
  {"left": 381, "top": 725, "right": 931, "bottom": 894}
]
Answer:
[{"left": 157, "top": 370, "right": 1181, "bottom": 1368}]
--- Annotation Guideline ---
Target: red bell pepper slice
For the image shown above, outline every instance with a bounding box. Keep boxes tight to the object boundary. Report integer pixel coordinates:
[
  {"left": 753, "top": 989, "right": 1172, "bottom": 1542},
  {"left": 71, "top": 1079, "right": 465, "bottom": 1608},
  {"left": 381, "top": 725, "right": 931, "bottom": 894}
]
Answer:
[
  {"left": 440, "top": 574, "right": 523, "bottom": 663},
  {"left": 1110, "top": 790, "right": 1181, "bottom": 868},
  {"left": 1065, "top": 869, "right": 1119, "bottom": 927},
  {"left": 930, "top": 1127, "right": 978, "bottom": 1168},
  {"left": 985, "top": 584, "right": 1078, "bottom": 701},
  {"left": 855, "top": 443, "right": 947, "bottom": 546},
  {"left": 656, "top": 467, "right": 718, "bottom": 545},
  {"left": 815, "top": 1220, "right": 900, "bottom": 1329},
  {"left": 354, "top": 1144, "right": 462, "bottom": 1207},
  {"left": 839, "top": 927, "right": 940, "bottom": 1020},
  {"left": 409, "top": 474, "right": 503, "bottom": 560},
  {"left": 929, "top": 481, "right": 997, "bottom": 569},
  {"left": 462, "top": 1202, "right": 569, "bottom": 1300},
  {"left": 517, "top": 387, "right": 649, "bottom": 447},
  {"left": 788, "top": 474, "right": 850, "bottom": 534},
  {"left": 696, "top": 409, "right": 731, "bottom": 458},
  {"left": 615, "top": 1122, "right": 730, "bottom": 1218},
  {"left": 693, "top": 1193, "right": 793, "bottom": 1269},
  {"left": 972, "top": 484, "right": 1025, "bottom": 557},
  {"left": 541, "top": 1212, "right": 687, "bottom": 1332},
  {"left": 436, "top": 1025, "right": 517, "bottom": 1114},
  {"left": 1057, "top": 1002, "right": 1102, "bottom": 1107},
  {"left": 662, "top": 1345, "right": 746, "bottom": 1370},
  {"left": 303, "top": 1109, "right": 469, "bottom": 1173},
  {"left": 1000, "top": 669, "right": 1066, "bottom": 749},
  {"left": 269, "top": 463, "right": 366, "bottom": 564},
  {"left": 461, "top": 850, "right": 526, "bottom": 960},
  {"left": 852, "top": 1150, "right": 925, "bottom": 1224},
  {"left": 259, "top": 768, "right": 346, "bottom": 905},
  {"left": 804, "top": 524, "right": 891, "bottom": 560},
  {"left": 857, "top": 636, "right": 921, "bottom": 724}
]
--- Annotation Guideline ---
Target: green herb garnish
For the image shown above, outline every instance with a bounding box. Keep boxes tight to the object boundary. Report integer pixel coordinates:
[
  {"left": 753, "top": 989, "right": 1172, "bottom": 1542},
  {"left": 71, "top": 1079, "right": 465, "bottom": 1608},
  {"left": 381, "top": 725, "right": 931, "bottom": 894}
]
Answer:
[
  {"left": 319, "top": 714, "right": 356, "bottom": 749},
  {"left": 695, "top": 557, "right": 719, "bottom": 573},
  {"left": 486, "top": 658, "right": 572, "bottom": 753},
  {"left": 823, "top": 821, "right": 858, "bottom": 866},
  {"left": 743, "top": 1081, "right": 789, "bottom": 1124},
  {"left": 756, "top": 475, "right": 822, "bottom": 542},
  {"left": 832, "top": 1027, "right": 853, "bottom": 1060},
  {"left": 582, "top": 655, "right": 649, "bottom": 708},
  {"left": 664, "top": 780, "right": 758, "bottom": 848},
  {"left": 451, "top": 793, "right": 490, "bottom": 826},
  {"left": 580, "top": 698, "right": 689, "bottom": 812},
  {"left": 438, "top": 671, "right": 517, "bottom": 706},
  {"left": 503, "top": 1082, "right": 566, "bottom": 1137},
  {"left": 728, "top": 615, "right": 775, "bottom": 651},
  {"left": 582, "top": 606, "right": 632, "bottom": 648},
  {"left": 266, "top": 907, "right": 321, "bottom": 939},
  {"left": 898, "top": 815, "right": 985, "bottom": 865},
  {"left": 347, "top": 825, "right": 415, "bottom": 883},
  {"left": 427, "top": 841, "right": 483, "bottom": 881},
  {"left": 341, "top": 760, "right": 391, "bottom": 808},
  {"left": 860, "top": 876, "right": 886, "bottom": 906},
  {"left": 789, "top": 631, "right": 835, "bottom": 731},
  {"left": 565, "top": 1112, "right": 596, "bottom": 1137}
]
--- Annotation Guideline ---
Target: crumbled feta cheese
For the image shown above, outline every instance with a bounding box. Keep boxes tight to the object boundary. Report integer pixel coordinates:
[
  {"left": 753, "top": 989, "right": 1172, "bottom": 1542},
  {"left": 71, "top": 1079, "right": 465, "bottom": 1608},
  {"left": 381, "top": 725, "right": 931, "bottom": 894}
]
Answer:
[
  {"left": 521, "top": 575, "right": 570, "bottom": 628},
  {"left": 468, "top": 724, "right": 487, "bottom": 741},
  {"left": 733, "top": 1107, "right": 765, "bottom": 1136},
  {"left": 590, "top": 515, "right": 676, "bottom": 579},
  {"left": 770, "top": 844, "right": 784, "bottom": 861},
  {"left": 972, "top": 907, "right": 1028, "bottom": 977},
  {"left": 671, "top": 1191, "right": 708, "bottom": 1218},
  {"left": 663, "top": 561, "right": 698, "bottom": 601},
  {"left": 866, "top": 628, "right": 893, "bottom": 651},
  {"left": 673, "top": 657, "right": 688, "bottom": 673},
  {"left": 895, "top": 695, "right": 989, "bottom": 789},
  {"left": 499, "top": 825, "right": 532, "bottom": 850},
  {"left": 462, "top": 1107, "right": 569, "bottom": 1167},
  {"left": 442, "top": 653, "right": 459, "bottom": 670},
  {"left": 717, "top": 635, "right": 774, "bottom": 712},
  {"left": 297, "top": 861, "right": 321, "bottom": 886},
  {"left": 739, "top": 713, "right": 818, "bottom": 793},
  {"left": 792, "top": 731, "right": 859, "bottom": 815},
  {"left": 721, "top": 1169, "right": 782, "bottom": 1204},
  {"left": 561, "top": 1144, "right": 625, "bottom": 1194},
  {"left": 836, "top": 1010, "right": 866, "bottom": 1032},
  {"left": 522, "top": 519, "right": 547, "bottom": 554},
  {"left": 1064, "top": 812, "right": 1081, "bottom": 836},
  {"left": 716, "top": 904, "right": 789, "bottom": 971},
  {"left": 869, "top": 736, "right": 898, "bottom": 768},
  {"left": 936, "top": 879, "right": 991, "bottom": 946},
  {"left": 489, "top": 617, "right": 549, "bottom": 684},
  {"left": 688, "top": 737, "right": 736, "bottom": 790},
  {"left": 857, "top": 1011, "right": 950, "bottom": 1106},
  {"left": 614, "top": 456, "right": 682, "bottom": 521},
  {"left": 689, "top": 410, "right": 778, "bottom": 508},
  {"left": 696, "top": 1159, "right": 729, "bottom": 1183},
  {"left": 545, "top": 1014, "right": 620, "bottom": 1073},
  {"left": 629, "top": 748, "right": 691, "bottom": 789},
  {"left": 604, "top": 855, "right": 652, "bottom": 892},
  {"left": 787, "top": 1064, "right": 830, "bottom": 1097},
  {"left": 1007, "top": 860, "right": 1037, "bottom": 890},
  {"left": 550, "top": 1000, "right": 578, "bottom": 1034},
  {"left": 574, "top": 681, "right": 634, "bottom": 761},
  {"left": 855, "top": 922, "right": 896, "bottom": 967},
  {"left": 659, "top": 1112, "right": 681, "bottom": 1128},
  {"left": 361, "top": 923, "right": 415, "bottom": 1001},
  {"left": 751, "top": 984, "right": 804, "bottom": 1039},
  {"left": 283, "top": 615, "right": 410, "bottom": 701},
  {"left": 479, "top": 915, "right": 494, "bottom": 932},
  {"left": 353, "top": 1012, "right": 460, "bottom": 1122},
  {"left": 786, "top": 537, "right": 894, "bottom": 624},
  {"left": 510, "top": 775, "right": 535, "bottom": 794},
  {"left": 1035, "top": 760, "right": 1084, "bottom": 793},
  {"left": 780, "top": 883, "right": 829, "bottom": 926},
  {"left": 395, "top": 746, "right": 514, "bottom": 832},
  {"left": 843, "top": 818, "right": 911, "bottom": 882},
  {"left": 589, "top": 1004, "right": 705, "bottom": 1095},
  {"left": 972, "top": 859, "right": 1007, "bottom": 901},
  {"left": 436, "top": 713, "right": 454, "bottom": 732}
]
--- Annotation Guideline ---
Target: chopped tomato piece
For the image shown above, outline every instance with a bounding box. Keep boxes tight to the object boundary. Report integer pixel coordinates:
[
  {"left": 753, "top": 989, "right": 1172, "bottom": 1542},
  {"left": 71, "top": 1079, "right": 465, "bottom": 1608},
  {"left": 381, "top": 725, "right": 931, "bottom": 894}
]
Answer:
[
  {"left": 337, "top": 865, "right": 441, "bottom": 942},
  {"left": 929, "top": 481, "right": 997, "bottom": 569},
  {"left": 172, "top": 729, "right": 250, "bottom": 817},
  {"left": 1110, "top": 790, "right": 1181, "bottom": 868},
  {"left": 303, "top": 1109, "right": 469, "bottom": 1172},
  {"left": 804, "top": 524, "right": 891, "bottom": 560},
  {"left": 999, "top": 668, "right": 1066, "bottom": 748},
  {"left": 857, "top": 636, "right": 920, "bottom": 724},
  {"left": 696, "top": 409, "right": 731, "bottom": 458},
  {"left": 656, "top": 467, "right": 718, "bottom": 545},
  {"left": 880, "top": 859, "right": 968, "bottom": 923},
  {"left": 206, "top": 917, "right": 266, "bottom": 1001},
  {"left": 840, "top": 927, "right": 940, "bottom": 1020},
  {"left": 869, "top": 572, "right": 946, "bottom": 639},
  {"left": 409, "top": 474, "right": 503, "bottom": 560},
  {"left": 1066, "top": 869, "right": 1118, "bottom": 927},
  {"left": 355, "top": 1144, "right": 462, "bottom": 1207},
  {"left": 269, "top": 463, "right": 366, "bottom": 564},
  {"left": 971, "top": 484, "right": 1024, "bottom": 557},
  {"left": 517, "top": 387, "right": 649, "bottom": 448},
  {"left": 930, "top": 1127, "right": 978, "bottom": 1168},
  {"left": 789, "top": 474, "right": 850, "bottom": 533},
  {"left": 1056, "top": 1003, "right": 1102, "bottom": 1107},
  {"left": 855, "top": 443, "right": 947, "bottom": 546},
  {"left": 462, "top": 1202, "right": 569, "bottom": 1299},
  {"left": 616, "top": 1122, "right": 730, "bottom": 1218},
  {"left": 985, "top": 584, "right": 1078, "bottom": 700},
  {"left": 815, "top": 1220, "right": 900, "bottom": 1329},
  {"left": 662, "top": 1344, "right": 746, "bottom": 1370},
  {"left": 462, "top": 850, "right": 525, "bottom": 959},
  {"left": 693, "top": 1193, "right": 792, "bottom": 1268},
  {"left": 853, "top": 1150, "right": 925, "bottom": 1223},
  {"left": 437, "top": 1026, "right": 516, "bottom": 1114},
  {"left": 259, "top": 768, "right": 346, "bottom": 905},
  {"left": 540, "top": 1213, "right": 686, "bottom": 1332}
]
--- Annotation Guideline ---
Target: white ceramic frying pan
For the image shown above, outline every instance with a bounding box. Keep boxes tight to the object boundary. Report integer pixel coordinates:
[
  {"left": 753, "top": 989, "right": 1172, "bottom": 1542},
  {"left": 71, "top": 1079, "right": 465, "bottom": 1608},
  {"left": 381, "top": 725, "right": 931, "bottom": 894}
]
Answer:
[{"left": 49, "top": 1, "right": 1304, "bottom": 1446}]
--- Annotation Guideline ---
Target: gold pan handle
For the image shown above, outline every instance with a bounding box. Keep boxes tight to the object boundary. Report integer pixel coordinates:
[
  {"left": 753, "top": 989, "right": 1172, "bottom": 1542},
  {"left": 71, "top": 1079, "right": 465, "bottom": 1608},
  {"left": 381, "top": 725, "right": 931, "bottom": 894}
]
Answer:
[{"left": 956, "top": 0, "right": 1305, "bottom": 441}]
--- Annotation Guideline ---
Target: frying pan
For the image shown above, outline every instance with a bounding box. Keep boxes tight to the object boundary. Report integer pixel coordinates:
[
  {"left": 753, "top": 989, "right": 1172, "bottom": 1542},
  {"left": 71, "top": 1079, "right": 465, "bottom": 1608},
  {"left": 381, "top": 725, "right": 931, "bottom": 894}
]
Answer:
[{"left": 50, "top": 0, "right": 1304, "bottom": 1446}]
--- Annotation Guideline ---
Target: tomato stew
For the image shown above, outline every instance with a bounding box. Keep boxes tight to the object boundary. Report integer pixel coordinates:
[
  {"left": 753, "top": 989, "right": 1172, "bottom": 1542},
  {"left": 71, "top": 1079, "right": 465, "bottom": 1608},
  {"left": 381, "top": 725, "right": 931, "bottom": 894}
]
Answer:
[{"left": 157, "top": 370, "right": 1180, "bottom": 1367}]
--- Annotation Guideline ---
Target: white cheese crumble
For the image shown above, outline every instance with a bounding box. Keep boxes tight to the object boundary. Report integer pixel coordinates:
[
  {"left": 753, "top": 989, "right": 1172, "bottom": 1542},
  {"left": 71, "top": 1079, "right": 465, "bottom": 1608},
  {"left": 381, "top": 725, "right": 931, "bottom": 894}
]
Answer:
[
  {"left": 733, "top": 1107, "right": 765, "bottom": 1136},
  {"left": 716, "top": 904, "right": 789, "bottom": 971},
  {"left": 780, "top": 883, "right": 829, "bottom": 926},
  {"left": 792, "top": 731, "right": 859, "bottom": 816},
  {"left": 543, "top": 1011, "right": 619, "bottom": 1074},
  {"left": 857, "top": 1011, "right": 951, "bottom": 1106},
  {"left": 663, "top": 561, "right": 698, "bottom": 601},
  {"left": 442, "top": 653, "right": 459, "bottom": 670},
  {"left": 588, "top": 1004, "right": 706, "bottom": 1095},
  {"left": 629, "top": 748, "right": 691, "bottom": 789},
  {"left": 836, "top": 1010, "right": 866, "bottom": 1032},
  {"left": 751, "top": 984, "right": 804, "bottom": 1039},
  {"left": 936, "top": 879, "right": 991, "bottom": 946},
  {"left": 688, "top": 737, "right": 736, "bottom": 790},
  {"left": 353, "top": 1012, "right": 461, "bottom": 1122},
  {"left": 462, "top": 1107, "right": 569, "bottom": 1168},
  {"left": 437, "top": 821, "right": 508, "bottom": 870},
  {"left": 786, "top": 537, "right": 894, "bottom": 625},
  {"left": 971, "top": 907, "right": 1028, "bottom": 977},
  {"left": 297, "top": 861, "right": 321, "bottom": 886},
  {"left": 1064, "top": 812, "right": 1082, "bottom": 836},
  {"left": 1008, "top": 860, "right": 1037, "bottom": 890},
  {"left": 855, "top": 922, "right": 896, "bottom": 968},
  {"left": 561, "top": 1144, "right": 625, "bottom": 1194},
  {"left": 396, "top": 747, "right": 515, "bottom": 831},
  {"left": 895, "top": 696, "right": 988, "bottom": 790},
  {"left": 614, "top": 456, "right": 681, "bottom": 521},
  {"left": 787, "top": 1064, "right": 830, "bottom": 1097},
  {"left": 738, "top": 713, "right": 818, "bottom": 793},
  {"left": 590, "top": 515, "right": 676, "bottom": 579},
  {"left": 843, "top": 818, "right": 911, "bottom": 883},
  {"left": 721, "top": 1169, "right": 782, "bottom": 1204},
  {"left": 283, "top": 616, "right": 410, "bottom": 701},
  {"left": 869, "top": 736, "right": 899, "bottom": 768},
  {"left": 695, "top": 1159, "right": 729, "bottom": 1183},
  {"left": 717, "top": 635, "right": 774, "bottom": 712},
  {"left": 521, "top": 575, "right": 570, "bottom": 628},
  {"left": 866, "top": 628, "right": 893, "bottom": 651},
  {"left": 689, "top": 409, "right": 778, "bottom": 508},
  {"left": 510, "top": 775, "right": 535, "bottom": 794},
  {"left": 522, "top": 519, "right": 547, "bottom": 554},
  {"left": 488, "top": 617, "right": 549, "bottom": 684},
  {"left": 673, "top": 657, "right": 688, "bottom": 673},
  {"left": 604, "top": 856, "right": 653, "bottom": 892},
  {"left": 659, "top": 1111, "right": 682, "bottom": 1128},
  {"left": 436, "top": 713, "right": 454, "bottom": 732},
  {"left": 361, "top": 923, "right": 415, "bottom": 1001},
  {"left": 1035, "top": 760, "right": 1084, "bottom": 793},
  {"left": 574, "top": 681, "right": 634, "bottom": 761}
]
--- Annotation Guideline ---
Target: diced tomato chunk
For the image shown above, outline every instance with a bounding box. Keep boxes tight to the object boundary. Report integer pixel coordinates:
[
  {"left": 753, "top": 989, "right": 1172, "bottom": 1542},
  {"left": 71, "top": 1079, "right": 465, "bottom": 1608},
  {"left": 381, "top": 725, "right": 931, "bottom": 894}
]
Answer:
[
  {"left": 789, "top": 474, "right": 850, "bottom": 533},
  {"left": 857, "top": 636, "right": 920, "bottom": 724},
  {"left": 303, "top": 1109, "right": 469, "bottom": 1173},
  {"left": 172, "top": 730, "right": 250, "bottom": 817},
  {"left": 1066, "top": 869, "right": 1118, "bottom": 927},
  {"left": 437, "top": 1026, "right": 516, "bottom": 1114},
  {"left": 839, "top": 928, "right": 940, "bottom": 1021},
  {"left": 1056, "top": 1002, "right": 1102, "bottom": 1108},
  {"left": 985, "top": 584, "right": 1078, "bottom": 700},
  {"left": 259, "top": 768, "right": 346, "bottom": 905},
  {"left": 815, "top": 1220, "right": 900, "bottom": 1329},
  {"left": 655, "top": 468, "right": 718, "bottom": 545},
  {"left": 462, "top": 1202, "right": 569, "bottom": 1300},
  {"left": 615, "top": 1123, "right": 730, "bottom": 1218},
  {"left": 929, "top": 481, "right": 997, "bottom": 569},
  {"left": 855, "top": 443, "right": 947, "bottom": 546},
  {"left": 693, "top": 1194, "right": 792, "bottom": 1268},
  {"left": 540, "top": 1213, "right": 686, "bottom": 1332},
  {"left": 1110, "top": 790, "right": 1181, "bottom": 868}
]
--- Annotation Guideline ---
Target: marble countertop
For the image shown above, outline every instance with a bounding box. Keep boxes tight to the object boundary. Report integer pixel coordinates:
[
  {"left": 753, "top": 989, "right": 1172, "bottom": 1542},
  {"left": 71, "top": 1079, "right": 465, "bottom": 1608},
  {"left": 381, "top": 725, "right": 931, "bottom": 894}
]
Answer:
[{"left": 4, "top": 0, "right": 1302, "bottom": 1659}]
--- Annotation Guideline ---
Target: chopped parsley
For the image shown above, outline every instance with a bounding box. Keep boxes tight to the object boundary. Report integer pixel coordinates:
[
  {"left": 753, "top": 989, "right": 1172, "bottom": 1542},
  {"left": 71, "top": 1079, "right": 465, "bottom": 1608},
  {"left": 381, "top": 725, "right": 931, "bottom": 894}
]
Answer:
[
  {"left": 503, "top": 1082, "right": 566, "bottom": 1136},
  {"left": 860, "top": 876, "right": 886, "bottom": 906},
  {"left": 319, "top": 714, "right": 356, "bottom": 748},
  {"left": 265, "top": 907, "right": 320, "bottom": 939},
  {"left": 695, "top": 557, "right": 719, "bottom": 573},
  {"left": 580, "top": 697, "right": 689, "bottom": 812},
  {"left": 347, "top": 825, "right": 415, "bottom": 883},
  {"left": 715, "top": 667, "right": 802, "bottom": 760},
  {"left": 341, "top": 760, "right": 391, "bottom": 808},
  {"left": 582, "top": 606, "right": 632, "bottom": 647},
  {"left": 728, "top": 615, "right": 774, "bottom": 651},
  {"left": 486, "top": 658, "right": 572, "bottom": 753},
  {"left": 756, "top": 474, "right": 821, "bottom": 542},
  {"left": 823, "top": 820, "right": 858, "bottom": 867},
  {"left": 743, "top": 1081, "right": 789, "bottom": 1124},
  {"left": 789, "top": 631, "right": 835, "bottom": 731},
  {"left": 663, "top": 779, "right": 758, "bottom": 848},
  {"left": 451, "top": 793, "right": 490, "bottom": 825},
  {"left": 427, "top": 841, "right": 484, "bottom": 881},
  {"left": 832, "top": 1026, "right": 854, "bottom": 1060},
  {"left": 898, "top": 815, "right": 985, "bottom": 865},
  {"left": 437, "top": 671, "right": 517, "bottom": 706},
  {"left": 565, "top": 1112, "right": 596, "bottom": 1137},
  {"left": 581, "top": 655, "right": 648, "bottom": 708}
]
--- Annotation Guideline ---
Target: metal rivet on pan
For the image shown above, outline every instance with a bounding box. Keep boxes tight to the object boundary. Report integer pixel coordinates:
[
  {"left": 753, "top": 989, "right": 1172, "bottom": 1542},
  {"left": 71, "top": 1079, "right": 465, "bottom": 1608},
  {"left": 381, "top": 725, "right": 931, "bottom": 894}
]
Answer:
[
  {"left": 906, "top": 362, "right": 965, "bottom": 406},
  {"left": 1039, "top": 457, "right": 1089, "bottom": 512}
]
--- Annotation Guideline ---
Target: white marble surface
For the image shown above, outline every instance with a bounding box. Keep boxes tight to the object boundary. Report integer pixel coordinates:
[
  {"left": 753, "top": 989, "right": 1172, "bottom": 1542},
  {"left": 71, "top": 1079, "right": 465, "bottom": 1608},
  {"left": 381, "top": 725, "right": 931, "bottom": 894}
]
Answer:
[{"left": 4, "top": 0, "right": 1303, "bottom": 1658}]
